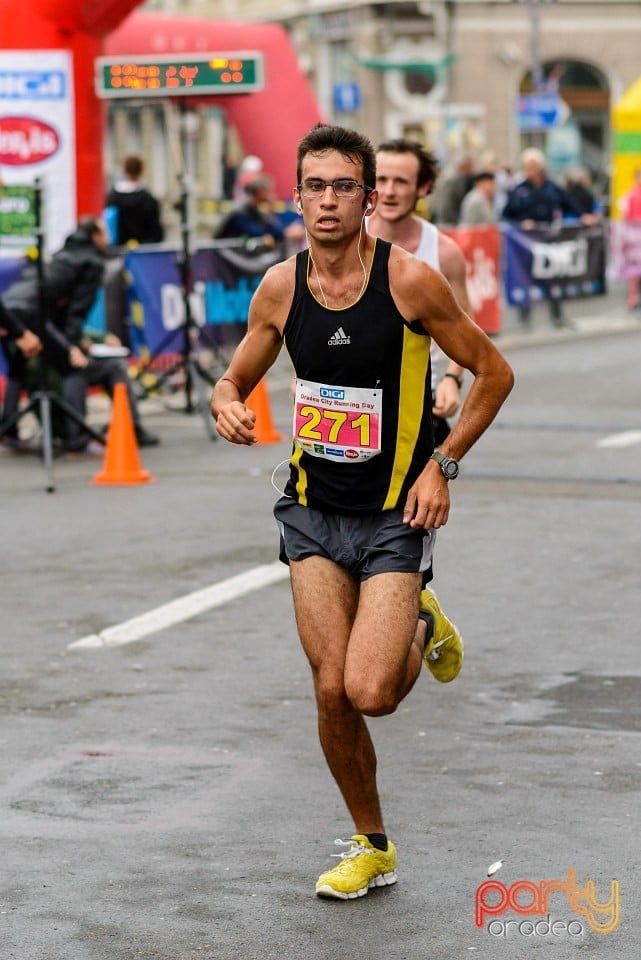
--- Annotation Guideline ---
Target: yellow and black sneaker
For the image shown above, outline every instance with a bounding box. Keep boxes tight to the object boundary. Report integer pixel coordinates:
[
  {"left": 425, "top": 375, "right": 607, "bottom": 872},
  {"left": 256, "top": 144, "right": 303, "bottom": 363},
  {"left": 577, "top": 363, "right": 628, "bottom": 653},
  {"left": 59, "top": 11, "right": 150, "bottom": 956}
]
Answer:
[
  {"left": 315, "top": 835, "right": 397, "bottom": 900},
  {"left": 421, "top": 587, "right": 464, "bottom": 683}
]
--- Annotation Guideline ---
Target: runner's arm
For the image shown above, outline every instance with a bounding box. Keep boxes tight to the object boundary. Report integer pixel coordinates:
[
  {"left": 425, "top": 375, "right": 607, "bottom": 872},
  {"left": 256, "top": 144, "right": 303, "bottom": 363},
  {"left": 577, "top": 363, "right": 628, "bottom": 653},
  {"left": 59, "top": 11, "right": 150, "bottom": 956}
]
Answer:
[
  {"left": 433, "top": 234, "right": 469, "bottom": 417},
  {"left": 389, "top": 251, "right": 514, "bottom": 529}
]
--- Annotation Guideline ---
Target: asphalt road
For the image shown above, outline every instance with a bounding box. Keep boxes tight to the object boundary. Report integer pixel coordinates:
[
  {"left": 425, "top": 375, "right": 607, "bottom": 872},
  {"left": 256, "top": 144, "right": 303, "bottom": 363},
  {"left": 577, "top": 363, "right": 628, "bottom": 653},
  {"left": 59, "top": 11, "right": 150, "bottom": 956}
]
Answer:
[{"left": 1, "top": 309, "right": 640, "bottom": 959}]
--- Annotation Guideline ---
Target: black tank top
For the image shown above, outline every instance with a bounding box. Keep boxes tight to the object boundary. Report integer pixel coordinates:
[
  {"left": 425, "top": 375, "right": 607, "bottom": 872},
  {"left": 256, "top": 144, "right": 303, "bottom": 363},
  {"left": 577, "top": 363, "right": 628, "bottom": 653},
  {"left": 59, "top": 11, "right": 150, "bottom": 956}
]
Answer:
[{"left": 282, "top": 239, "right": 433, "bottom": 513}]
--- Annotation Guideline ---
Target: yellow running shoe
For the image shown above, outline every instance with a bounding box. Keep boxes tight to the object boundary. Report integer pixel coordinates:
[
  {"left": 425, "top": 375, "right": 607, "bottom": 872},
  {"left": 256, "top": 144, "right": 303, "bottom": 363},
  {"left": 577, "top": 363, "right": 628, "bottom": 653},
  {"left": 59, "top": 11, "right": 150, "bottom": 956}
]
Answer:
[
  {"left": 315, "top": 835, "right": 397, "bottom": 900},
  {"left": 421, "top": 587, "right": 463, "bottom": 683}
]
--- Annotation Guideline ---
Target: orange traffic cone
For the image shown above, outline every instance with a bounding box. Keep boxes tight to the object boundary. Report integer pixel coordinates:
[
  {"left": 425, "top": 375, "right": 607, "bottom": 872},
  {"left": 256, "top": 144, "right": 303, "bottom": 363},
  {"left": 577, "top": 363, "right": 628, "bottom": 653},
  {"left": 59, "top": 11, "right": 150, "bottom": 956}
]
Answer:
[
  {"left": 93, "top": 382, "right": 154, "bottom": 485},
  {"left": 247, "top": 378, "right": 283, "bottom": 444}
]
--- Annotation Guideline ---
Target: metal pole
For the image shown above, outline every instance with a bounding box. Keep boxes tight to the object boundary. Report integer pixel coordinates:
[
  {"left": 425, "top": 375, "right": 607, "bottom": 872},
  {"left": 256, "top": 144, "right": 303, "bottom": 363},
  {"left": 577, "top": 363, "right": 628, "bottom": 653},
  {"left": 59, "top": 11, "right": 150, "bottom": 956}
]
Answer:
[
  {"left": 525, "top": 0, "right": 546, "bottom": 148},
  {"left": 33, "top": 178, "right": 55, "bottom": 492},
  {"left": 528, "top": 0, "right": 544, "bottom": 93}
]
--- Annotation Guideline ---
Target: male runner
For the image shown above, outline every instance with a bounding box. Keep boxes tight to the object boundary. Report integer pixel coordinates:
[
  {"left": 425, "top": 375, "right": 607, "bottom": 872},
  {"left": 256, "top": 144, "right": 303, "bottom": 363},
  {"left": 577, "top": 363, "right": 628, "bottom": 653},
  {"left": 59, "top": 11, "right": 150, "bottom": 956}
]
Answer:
[
  {"left": 211, "top": 124, "right": 513, "bottom": 900},
  {"left": 369, "top": 138, "right": 471, "bottom": 445}
]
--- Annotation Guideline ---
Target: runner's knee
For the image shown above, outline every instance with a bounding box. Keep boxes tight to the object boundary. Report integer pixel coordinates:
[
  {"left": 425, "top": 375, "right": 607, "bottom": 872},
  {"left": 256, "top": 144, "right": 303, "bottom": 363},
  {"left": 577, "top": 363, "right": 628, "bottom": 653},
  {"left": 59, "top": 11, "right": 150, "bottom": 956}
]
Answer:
[{"left": 344, "top": 671, "right": 401, "bottom": 717}]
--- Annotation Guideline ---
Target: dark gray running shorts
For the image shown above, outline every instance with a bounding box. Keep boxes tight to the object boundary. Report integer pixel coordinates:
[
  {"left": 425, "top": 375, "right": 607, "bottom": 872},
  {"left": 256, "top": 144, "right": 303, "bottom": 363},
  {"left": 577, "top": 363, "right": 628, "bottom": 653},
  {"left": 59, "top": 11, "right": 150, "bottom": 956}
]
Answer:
[{"left": 273, "top": 496, "right": 435, "bottom": 582}]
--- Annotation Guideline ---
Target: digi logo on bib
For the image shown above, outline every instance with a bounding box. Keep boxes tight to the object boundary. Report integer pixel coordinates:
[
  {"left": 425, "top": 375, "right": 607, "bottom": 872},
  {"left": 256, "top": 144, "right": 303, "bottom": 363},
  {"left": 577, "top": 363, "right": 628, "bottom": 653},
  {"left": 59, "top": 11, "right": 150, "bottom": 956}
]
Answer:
[{"left": 320, "top": 387, "right": 345, "bottom": 400}]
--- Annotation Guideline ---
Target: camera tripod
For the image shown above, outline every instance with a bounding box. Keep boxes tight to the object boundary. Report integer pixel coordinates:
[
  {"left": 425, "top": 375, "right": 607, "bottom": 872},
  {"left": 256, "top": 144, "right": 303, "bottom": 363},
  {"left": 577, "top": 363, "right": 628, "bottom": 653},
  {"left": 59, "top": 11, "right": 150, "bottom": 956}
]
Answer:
[
  {"left": 130, "top": 175, "right": 219, "bottom": 441},
  {"left": 0, "top": 181, "right": 106, "bottom": 492}
]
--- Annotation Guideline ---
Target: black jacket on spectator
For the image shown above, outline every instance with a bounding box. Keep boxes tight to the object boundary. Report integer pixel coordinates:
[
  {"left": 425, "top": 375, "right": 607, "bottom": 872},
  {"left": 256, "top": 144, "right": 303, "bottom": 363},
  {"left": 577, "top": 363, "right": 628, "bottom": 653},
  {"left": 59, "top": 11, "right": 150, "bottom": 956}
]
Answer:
[
  {"left": 565, "top": 182, "right": 599, "bottom": 216},
  {"left": 106, "top": 185, "right": 164, "bottom": 245},
  {"left": 502, "top": 177, "right": 580, "bottom": 224},
  {"left": 0, "top": 299, "right": 25, "bottom": 339},
  {"left": 2, "top": 226, "right": 105, "bottom": 370}
]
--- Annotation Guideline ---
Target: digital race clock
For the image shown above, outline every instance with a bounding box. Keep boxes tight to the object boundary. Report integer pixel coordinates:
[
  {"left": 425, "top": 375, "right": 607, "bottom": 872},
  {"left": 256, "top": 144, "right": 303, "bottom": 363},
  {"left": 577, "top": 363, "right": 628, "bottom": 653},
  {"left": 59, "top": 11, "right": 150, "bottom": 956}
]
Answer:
[{"left": 95, "top": 52, "right": 264, "bottom": 98}]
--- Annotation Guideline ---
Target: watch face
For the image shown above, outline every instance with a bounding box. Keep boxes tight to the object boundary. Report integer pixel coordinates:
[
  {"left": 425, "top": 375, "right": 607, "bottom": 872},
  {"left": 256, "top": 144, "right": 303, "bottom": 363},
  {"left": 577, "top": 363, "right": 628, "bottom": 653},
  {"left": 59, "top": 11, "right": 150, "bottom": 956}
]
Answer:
[{"left": 443, "top": 458, "right": 459, "bottom": 479}]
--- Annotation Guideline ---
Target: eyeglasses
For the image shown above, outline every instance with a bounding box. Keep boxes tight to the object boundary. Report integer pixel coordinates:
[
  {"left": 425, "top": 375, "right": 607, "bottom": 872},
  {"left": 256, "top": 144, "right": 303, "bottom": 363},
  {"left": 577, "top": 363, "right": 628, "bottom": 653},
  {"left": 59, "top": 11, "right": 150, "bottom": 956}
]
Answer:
[{"left": 297, "top": 178, "right": 372, "bottom": 199}]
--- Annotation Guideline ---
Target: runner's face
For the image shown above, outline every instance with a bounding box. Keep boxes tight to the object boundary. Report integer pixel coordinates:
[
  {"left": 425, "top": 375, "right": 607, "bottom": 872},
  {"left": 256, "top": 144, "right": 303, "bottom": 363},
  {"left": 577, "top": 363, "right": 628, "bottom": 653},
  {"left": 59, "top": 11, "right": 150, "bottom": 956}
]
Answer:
[
  {"left": 375, "top": 151, "right": 425, "bottom": 223},
  {"left": 295, "top": 149, "right": 372, "bottom": 242}
]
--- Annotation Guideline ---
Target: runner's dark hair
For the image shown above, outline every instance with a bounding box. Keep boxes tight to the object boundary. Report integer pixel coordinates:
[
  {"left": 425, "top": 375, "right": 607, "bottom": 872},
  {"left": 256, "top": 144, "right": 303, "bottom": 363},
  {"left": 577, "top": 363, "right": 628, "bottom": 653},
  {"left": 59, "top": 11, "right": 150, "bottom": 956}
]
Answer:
[{"left": 297, "top": 123, "right": 376, "bottom": 191}]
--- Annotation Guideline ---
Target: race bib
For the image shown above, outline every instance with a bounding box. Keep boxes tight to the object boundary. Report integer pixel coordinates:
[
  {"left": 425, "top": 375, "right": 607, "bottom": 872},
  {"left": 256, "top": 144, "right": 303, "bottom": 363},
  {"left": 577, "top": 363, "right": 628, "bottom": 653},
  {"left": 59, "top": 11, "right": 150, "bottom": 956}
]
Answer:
[{"left": 293, "top": 379, "right": 382, "bottom": 462}]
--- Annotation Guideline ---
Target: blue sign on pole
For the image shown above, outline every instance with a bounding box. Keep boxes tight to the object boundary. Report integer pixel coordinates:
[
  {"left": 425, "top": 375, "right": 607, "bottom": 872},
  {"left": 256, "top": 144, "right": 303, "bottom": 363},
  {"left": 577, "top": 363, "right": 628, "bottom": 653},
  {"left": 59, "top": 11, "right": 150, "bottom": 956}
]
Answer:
[
  {"left": 333, "top": 82, "right": 362, "bottom": 113},
  {"left": 516, "top": 93, "right": 567, "bottom": 131}
]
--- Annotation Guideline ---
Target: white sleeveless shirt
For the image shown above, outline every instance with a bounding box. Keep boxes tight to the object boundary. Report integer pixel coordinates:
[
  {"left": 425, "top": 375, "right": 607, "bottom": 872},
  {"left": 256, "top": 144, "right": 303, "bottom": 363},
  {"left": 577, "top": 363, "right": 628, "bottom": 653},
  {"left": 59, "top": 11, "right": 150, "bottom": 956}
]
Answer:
[
  {"left": 414, "top": 220, "right": 444, "bottom": 390},
  {"left": 414, "top": 218, "right": 439, "bottom": 269},
  {"left": 367, "top": 217, "right": 444, "bottom": 388}
]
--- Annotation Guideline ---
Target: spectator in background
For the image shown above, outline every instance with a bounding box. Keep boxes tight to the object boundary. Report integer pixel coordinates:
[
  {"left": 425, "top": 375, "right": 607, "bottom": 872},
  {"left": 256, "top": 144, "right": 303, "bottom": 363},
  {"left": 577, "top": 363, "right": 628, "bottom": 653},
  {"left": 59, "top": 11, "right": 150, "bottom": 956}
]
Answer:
[
  {"left": 106, "top": 155, "right": 164, "bottom": 246},
  {"left": 0, "top": 300, "right": 41, "bottom": 360},
  {"left": 459, "top": 171, "right": 497, "bottom": 226},
  {"left": 232, "top": 154, "right": 264, "bottom": 200},
  {"left": 429, "top": 155, "right": 475, "bottom": 225},
  {"left": 502, "top": 147, "right": 581, "bottom": 327},
  {"left": 564, "top": 167, "right": 602, "bottom": 224},
  {"left": 493, "top": 164, "right": 515, "bottom": 218},
  {"left": 620, "top": 168, "right": 641, "bottom": 310},
  {"left": 105, "top": 155, "right": 165, "bottom": 346},
  {"left": 215, "top": 174, "right": 304, "bottom": 251},
  {"left": 0, "top": 217, "right": 159, "bottom": 452},
  {"left": 476, "top": 148, "right": 514, "bottom": 218}
]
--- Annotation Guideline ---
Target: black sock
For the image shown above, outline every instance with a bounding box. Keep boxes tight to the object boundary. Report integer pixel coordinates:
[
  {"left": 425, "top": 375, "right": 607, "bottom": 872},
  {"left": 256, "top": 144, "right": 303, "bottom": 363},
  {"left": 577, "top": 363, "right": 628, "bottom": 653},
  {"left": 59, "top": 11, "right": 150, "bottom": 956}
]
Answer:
[
  {"left": 366, "top": 832, "right": 388, "bottom": 852},
  {"left": 418, "top": 611, "right": 434, "bottom": 651}
]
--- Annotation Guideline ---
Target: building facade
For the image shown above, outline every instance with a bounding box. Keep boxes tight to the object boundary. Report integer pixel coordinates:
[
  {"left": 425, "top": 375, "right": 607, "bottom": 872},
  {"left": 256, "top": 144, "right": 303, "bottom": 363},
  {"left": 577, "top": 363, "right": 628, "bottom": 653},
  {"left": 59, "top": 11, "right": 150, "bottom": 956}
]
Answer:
[{"left": 132, "top": 0, "right": 641, "bottom": 207}]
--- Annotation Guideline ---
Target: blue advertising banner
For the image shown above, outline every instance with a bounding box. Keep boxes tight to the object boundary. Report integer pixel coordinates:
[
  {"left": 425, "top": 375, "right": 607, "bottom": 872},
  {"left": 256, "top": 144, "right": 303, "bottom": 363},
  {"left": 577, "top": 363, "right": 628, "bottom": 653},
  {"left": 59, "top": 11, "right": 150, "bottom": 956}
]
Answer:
[
  {"left": 0, "top": 256, "right": 26, "bottom": 293},
  {"left": 0, "top": 256, "right": 28, "bottom": 376},
  {"left": 502, "top": 223, "right": 606, "bottom": 307},
  {"left": 124, "top": 242, "right": 281, "bottom": 359},
  {"left": 0, "top": 243, "right": 278, "bottom": 379}
]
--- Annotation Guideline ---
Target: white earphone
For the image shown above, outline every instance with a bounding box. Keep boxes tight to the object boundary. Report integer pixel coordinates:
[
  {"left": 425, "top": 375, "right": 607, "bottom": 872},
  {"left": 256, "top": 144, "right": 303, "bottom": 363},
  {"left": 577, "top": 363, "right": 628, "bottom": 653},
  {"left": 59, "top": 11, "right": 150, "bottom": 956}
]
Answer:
[
  {"left": 297, "top": 202, "right": 303, "bottom": 214},
  {"left": 366, "top": 203, "right": 372, "bottom": 212}
]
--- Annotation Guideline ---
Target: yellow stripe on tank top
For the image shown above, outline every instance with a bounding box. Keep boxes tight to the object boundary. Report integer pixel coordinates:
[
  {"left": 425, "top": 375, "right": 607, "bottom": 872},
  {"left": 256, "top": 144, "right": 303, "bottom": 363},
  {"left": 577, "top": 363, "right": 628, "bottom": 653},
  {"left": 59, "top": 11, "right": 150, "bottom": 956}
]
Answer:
[
  {"left": 382, "top": 328, "right": 431, "bottom": 511},
  {"left": 291, "top": 441, "right": 308, "bottom": 506}
]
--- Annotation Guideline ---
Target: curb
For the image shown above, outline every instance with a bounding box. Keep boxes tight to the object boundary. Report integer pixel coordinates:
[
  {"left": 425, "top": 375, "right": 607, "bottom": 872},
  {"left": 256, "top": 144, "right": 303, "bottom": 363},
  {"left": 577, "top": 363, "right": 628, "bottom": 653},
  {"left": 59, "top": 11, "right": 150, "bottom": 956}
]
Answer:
[{"left": 493, "top": 314, "right": 641, "bottom": 351}]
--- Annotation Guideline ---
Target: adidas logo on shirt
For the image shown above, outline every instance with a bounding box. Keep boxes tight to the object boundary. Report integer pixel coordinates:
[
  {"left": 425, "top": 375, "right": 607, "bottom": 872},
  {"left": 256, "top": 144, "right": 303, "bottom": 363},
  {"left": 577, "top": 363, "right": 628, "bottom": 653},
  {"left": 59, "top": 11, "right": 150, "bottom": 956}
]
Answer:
[{"left": 328, "top": 327, "right": 350, "bottom": 346}]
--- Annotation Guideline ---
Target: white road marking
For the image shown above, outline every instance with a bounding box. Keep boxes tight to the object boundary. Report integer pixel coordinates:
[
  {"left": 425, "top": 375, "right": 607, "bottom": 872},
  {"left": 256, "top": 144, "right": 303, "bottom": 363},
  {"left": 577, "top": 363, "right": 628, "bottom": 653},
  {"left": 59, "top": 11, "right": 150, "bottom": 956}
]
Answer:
[
  {"left": 67, "top": 562, "right": 289, "bottom": 651},
  {"left": 596, "top": 430, "right": 641, "bottom": 449}
]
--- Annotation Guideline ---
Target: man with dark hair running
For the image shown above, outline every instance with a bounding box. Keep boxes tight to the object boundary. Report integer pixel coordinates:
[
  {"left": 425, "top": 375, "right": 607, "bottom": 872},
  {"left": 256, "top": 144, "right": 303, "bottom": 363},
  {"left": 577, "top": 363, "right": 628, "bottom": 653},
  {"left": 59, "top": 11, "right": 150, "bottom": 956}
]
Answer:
[{"left": 211, "top": 124, "right": 513, "bottom": 900}]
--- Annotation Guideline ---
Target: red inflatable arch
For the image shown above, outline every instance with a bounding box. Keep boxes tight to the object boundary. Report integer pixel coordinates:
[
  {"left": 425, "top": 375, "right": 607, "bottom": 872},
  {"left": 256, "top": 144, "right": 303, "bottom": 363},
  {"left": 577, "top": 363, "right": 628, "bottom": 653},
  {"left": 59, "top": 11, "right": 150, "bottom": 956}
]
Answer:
[
  {"left": 0, "top": 0, "right": 144, "bottom": 216},
  {"left": 0, "top": 0, "right": 322, "bottom": 215},
  {"left": 105, "top": 13, "right": 323, "bottom": 197}
]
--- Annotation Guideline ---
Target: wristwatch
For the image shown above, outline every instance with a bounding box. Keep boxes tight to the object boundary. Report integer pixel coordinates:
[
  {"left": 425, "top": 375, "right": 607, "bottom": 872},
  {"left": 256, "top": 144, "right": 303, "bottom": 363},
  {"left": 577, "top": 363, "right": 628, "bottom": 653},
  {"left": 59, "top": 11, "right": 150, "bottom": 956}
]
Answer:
[{"left": 430, "top": 450, "right": 460, "bottom": 480}]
